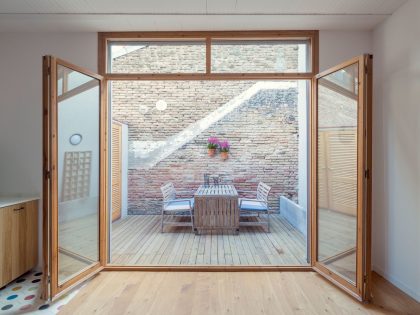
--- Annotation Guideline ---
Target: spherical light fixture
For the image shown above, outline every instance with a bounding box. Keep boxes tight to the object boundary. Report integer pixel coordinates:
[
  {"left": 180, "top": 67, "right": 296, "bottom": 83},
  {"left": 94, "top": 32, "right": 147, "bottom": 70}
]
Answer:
[{"left": 155, "top": 100, "right": 168, "bottom": 111}]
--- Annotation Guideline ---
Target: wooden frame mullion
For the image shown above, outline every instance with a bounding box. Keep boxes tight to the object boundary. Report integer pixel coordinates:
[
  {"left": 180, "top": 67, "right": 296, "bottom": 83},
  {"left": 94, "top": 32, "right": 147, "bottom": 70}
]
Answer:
[
  {"left": 49, "top": 56, "right": 59, "bottom": 298},
  {"left": 42, "top": 56, "right": 52, "bottom": 300},
  {"left": 363, "top": 54, "right": 373, "bottom": 301},
  {"left": 103, "top": 73, "right": 314, "bottom": 80},
  {"left": 206, "top": 37, "right": 211, "bottom": 74},
  {"left": 100, "top": 77, "right": 109, "bottom": 266}
]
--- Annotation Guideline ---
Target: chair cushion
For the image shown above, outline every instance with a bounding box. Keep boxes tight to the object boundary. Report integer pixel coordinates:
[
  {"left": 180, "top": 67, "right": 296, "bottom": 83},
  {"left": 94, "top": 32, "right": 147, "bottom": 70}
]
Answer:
[
  {"left": 239, "top": 199, "right": 268, "bottom": 211},
  {"left": 164, "top": 198, "right": 194, "bottom": 211}
]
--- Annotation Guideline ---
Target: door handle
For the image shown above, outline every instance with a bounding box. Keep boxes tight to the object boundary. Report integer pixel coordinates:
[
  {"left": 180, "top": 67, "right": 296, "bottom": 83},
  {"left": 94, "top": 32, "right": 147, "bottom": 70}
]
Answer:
[{"left": 13, "top": 206, "right": 25, "bottom": 211}]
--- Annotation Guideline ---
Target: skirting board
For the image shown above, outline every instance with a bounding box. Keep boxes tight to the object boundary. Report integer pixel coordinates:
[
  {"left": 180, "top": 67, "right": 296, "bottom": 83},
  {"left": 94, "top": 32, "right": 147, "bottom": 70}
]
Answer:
[{"left": 373, "top": 265, "right": 420, "bottom": 302}]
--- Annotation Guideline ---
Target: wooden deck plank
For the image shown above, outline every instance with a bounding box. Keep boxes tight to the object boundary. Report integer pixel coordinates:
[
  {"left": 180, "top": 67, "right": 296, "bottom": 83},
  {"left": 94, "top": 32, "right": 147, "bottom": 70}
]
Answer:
[{"left": 111, "top": 214, "right": 308, "bottom": 266}]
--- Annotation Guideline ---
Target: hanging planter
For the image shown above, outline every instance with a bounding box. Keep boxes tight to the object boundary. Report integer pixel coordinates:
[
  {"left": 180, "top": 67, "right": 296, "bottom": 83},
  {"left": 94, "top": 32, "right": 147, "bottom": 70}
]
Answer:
[
  {"left": 208, "top": 148, "right": 217, "bottom": 157},
  {"left": 207, "top": 137, "right": 219, "bottom": 157},
  {"left": 219, "top": 140, "right": 230, "bottom": 160}
]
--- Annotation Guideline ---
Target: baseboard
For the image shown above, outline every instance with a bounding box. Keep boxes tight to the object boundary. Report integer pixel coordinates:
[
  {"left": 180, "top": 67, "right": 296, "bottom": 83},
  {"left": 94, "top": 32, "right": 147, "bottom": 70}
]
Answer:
[{"left": 373, "top": 265, "right": 420, "bottom": 302}]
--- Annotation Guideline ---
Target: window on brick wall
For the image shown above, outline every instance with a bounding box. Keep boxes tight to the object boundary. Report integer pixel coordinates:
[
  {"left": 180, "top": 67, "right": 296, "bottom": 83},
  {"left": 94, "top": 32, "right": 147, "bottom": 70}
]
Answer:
[
  {"left": 211, "top": 39, "right": 311, "bottom": 73},
  {"left": 104, "top": 34, "right": 315, "bottom": 76},
  {"left": 108, "top": 40, "right": 206, "bottom": 74}
]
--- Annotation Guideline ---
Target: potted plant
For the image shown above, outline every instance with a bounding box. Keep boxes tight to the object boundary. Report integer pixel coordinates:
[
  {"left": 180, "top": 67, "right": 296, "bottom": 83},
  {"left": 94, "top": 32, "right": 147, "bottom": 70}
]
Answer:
[
  {"left": 207, "top": 137, "right": 219, "bottom": 156},
  {"left": 219, "top": 140, "right": 230, "bottom": 160}
]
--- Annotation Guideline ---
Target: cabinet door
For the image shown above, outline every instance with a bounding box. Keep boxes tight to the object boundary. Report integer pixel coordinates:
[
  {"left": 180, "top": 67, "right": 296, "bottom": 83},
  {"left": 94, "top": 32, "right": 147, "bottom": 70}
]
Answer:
[
  {"left": 0, "top": 206, "right": 13, "bottom": 287},
  {"left": 9, "top": 202, "right": 38, "bottom": 280},
  {"left": 23, "top": 201, "right": 38, "bottom": 272},
  {"left": 0, "top": 202, "right": 37, "bottom": 287},
  {"left": 11, "top": 203, "right": 24, "bottom": 280}
]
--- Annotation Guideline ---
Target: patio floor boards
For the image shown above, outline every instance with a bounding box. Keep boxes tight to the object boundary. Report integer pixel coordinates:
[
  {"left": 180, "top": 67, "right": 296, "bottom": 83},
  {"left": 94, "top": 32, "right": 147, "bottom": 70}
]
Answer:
[{"left": 110, "top": 214, "right": 308, "bottom": 266}]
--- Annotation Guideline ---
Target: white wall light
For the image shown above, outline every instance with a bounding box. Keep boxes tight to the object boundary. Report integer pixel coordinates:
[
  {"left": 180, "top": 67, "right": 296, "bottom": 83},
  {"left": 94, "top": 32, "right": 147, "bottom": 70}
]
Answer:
[{"left": 155, "top": 100, "right": 168, "bottom": 111}]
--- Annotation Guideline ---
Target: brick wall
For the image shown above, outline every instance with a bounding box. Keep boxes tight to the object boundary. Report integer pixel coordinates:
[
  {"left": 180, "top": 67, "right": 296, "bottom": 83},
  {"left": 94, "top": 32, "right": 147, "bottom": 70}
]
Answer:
[
  {"left": 111, "top": 44, "right": 302, "bottom": 214},
  {"left": 111, "top": 42, "right": 302, "bottom": 73}
]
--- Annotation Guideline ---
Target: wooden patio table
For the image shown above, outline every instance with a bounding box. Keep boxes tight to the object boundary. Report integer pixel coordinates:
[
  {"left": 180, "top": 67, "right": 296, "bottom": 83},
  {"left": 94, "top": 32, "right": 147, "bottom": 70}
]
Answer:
[{"left": 194, "top": 184, "right": 239, "bottom": 234}]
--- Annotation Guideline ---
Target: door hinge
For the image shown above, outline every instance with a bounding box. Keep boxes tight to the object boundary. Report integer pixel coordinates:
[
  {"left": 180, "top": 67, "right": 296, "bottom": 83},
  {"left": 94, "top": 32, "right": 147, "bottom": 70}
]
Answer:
[
  {"left": 45, "top": 170, "right": 51, "bottom": 179},
  {"left": 364, "top": 169, "right": 370, "bottom": 179}
]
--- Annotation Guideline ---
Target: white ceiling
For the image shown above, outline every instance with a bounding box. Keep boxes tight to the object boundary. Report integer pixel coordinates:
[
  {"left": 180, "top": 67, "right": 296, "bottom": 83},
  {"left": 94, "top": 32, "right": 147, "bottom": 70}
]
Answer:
[{"left": 0, "top": 0, "right": 408, "bottom": 32}]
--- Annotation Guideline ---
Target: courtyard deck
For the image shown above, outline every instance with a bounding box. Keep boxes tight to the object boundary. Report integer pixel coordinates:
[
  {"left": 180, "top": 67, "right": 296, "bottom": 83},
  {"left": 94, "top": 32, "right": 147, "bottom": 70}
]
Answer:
[{"left": 110, "top": 214, "right": 308, "bottom": 266}]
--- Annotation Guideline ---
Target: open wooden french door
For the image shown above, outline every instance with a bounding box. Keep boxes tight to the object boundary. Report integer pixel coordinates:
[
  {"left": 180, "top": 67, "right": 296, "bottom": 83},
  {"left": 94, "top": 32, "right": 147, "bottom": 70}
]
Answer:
[
  {"left": 42, "top": 56, "right": 107, "bottom": 300},
  {"left": 311, "top": 54, "right": 372, "bottom": 301}
]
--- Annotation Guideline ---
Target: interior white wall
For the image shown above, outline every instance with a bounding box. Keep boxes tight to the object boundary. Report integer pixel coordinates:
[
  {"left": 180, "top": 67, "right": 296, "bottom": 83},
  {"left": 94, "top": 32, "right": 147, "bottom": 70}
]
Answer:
[
  {"left": 319, "top": 31, "right": 372, "bottom": 71},
  {"left": 0, "top": 30, "right": 372, "bottom": 270},
  {"left": 0, "top": 32, "right": 97, "bottom": 267},
  {"left": 372, "top": 0, "right": 420, "bottom": 301}
]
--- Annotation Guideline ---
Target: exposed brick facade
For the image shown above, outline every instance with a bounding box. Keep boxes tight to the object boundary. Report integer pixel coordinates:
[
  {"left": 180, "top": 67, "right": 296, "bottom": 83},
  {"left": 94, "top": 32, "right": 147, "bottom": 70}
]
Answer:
[{"left": 111, "top": 44, "right": 303, "bottom": 214}]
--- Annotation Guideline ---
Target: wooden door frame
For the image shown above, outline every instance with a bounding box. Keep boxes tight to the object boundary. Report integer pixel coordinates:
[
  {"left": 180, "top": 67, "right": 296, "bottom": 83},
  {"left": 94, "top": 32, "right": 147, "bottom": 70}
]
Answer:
[
  {"left": 99, "top": 30, "right": 318, "bottom": 271},
  {"left": 42, "top": 55, "right": 108, "bottom": 300},
  {"left": 310, "top": 55, "right": 373, "bottom": 301}
]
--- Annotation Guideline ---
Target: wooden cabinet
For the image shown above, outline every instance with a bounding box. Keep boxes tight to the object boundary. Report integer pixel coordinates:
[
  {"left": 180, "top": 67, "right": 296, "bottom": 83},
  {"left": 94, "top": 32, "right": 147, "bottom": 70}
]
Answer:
[{"left": 0, "top": 200, "right": 38, "bottom": 287}]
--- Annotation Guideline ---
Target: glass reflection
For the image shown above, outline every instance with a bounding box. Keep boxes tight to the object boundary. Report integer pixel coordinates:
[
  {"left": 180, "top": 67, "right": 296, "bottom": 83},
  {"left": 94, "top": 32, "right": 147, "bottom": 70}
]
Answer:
[
  {"left": 57, "top": 65, "right": 100, "bottom": 284},
  {"left": 317, "top": 63, "right": 358, "bottom": 284}
]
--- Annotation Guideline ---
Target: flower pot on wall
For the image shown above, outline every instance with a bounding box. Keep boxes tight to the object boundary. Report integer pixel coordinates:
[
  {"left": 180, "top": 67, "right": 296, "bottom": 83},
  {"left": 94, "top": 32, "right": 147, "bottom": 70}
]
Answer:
[
  {"left": 220, "top": 152, "right": 229, "bottom": 160},
  {"left": 208, "top": 148, "right": 217, "bottom": 157}
]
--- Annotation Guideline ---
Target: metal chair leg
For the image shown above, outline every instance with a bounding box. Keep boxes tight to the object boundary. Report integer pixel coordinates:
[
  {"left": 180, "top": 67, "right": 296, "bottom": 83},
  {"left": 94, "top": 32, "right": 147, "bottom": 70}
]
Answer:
[
  {"left": 190, "top": 209, "right": 194, "bottom": 232},
  {"left": 267, "top": 211, "right": 270, "bottom": 233},
  {"left": 161, "top": 210, "right": 165, "bottom": 233}
]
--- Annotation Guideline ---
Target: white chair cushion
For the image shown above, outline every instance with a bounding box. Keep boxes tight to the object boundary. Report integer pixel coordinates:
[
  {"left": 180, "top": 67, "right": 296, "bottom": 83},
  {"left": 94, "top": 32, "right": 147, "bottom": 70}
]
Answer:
[
  {"left": 239, "top": 198, "right": 268, "bottom": 211},
  {"left": 164, "top": 198, "right": 194, "bottom": 211}
]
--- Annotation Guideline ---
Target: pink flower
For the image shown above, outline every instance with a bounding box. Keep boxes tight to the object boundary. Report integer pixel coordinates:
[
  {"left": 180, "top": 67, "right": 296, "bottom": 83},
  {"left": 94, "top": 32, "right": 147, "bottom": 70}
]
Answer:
[
  {"left": 207, "top": 137, "right": 219, "bottom": 149},
  {"left": 219, "top": 140, "right": 230, "bottom": 152}
]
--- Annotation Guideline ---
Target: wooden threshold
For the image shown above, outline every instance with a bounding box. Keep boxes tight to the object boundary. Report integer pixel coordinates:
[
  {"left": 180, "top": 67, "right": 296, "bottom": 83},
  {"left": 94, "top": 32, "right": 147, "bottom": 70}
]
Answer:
[{"left": 103, "top": 266, "right": 312, "bottom": 272}]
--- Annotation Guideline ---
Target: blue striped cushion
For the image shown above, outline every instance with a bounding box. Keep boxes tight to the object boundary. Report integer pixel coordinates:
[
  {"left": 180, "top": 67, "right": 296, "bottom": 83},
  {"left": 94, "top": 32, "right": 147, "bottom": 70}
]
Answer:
[{"left": 239, "top": 199, "right": 268, "bottom": 211}]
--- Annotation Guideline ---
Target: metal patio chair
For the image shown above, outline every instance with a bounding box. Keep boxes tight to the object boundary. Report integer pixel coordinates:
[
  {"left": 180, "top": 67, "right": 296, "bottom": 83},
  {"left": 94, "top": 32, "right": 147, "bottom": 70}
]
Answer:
[
  {"left": 160, "top": 182, "right": 194, "bottom": 232},
  {"left": 238, "top": 182, "right": 272, "bottom": 232}
]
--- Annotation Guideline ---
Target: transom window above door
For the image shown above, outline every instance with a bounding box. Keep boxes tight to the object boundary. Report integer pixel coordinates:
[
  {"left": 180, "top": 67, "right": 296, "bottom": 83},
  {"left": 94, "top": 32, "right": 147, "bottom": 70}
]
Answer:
[{"left": 100, "top": 31, "right": 318, "bottom": 78}]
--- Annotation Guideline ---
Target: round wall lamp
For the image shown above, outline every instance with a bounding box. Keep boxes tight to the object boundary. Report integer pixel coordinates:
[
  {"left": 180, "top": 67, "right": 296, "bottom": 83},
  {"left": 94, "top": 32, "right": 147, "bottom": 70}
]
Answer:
[
  {"left": 69, "top": 133, "right": 83, "bottom": 146},
  {"left": 155, "top": 100, "right": 168, "bottom": 111}
]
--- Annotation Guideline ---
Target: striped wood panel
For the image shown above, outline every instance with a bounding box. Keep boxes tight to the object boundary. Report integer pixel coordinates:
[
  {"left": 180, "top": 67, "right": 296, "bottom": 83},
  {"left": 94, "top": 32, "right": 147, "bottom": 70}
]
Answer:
[
  {"left": 111, "top": 122, "right": 122, "bottom": 222},
  {"left": 194, "top": 185, "right": 239, "bottom": 233},
  {"left": 318, "top": 129, "right": 357, "bottom": 216}
]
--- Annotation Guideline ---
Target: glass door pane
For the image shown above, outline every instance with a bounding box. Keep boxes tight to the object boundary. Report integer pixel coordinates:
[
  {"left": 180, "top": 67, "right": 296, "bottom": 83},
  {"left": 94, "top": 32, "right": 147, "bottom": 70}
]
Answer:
[
  {"left": 317, "top": 62, "right": 358, "bottom": 283},
  {"left": 56, "top": 64, "right": 100, "bottom": 284},
  {"left": 313, "top": 55, "right": 371, "bottom": 301}
]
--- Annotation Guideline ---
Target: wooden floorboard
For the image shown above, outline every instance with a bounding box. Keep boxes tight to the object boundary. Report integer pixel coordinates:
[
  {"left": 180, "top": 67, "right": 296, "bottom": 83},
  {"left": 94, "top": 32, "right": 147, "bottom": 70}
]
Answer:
[
  {"left": 110, "top": 214, "right": 308, "bottom": 266},
  {"left": 59, "top": 271, "right": 420, "bottom": 315}
]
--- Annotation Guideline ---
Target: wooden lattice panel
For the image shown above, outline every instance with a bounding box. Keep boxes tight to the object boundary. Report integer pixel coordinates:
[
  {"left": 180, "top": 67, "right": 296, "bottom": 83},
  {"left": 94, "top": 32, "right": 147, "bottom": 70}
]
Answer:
[{"left": 62, "top": 151, "right": 92, "bottom": 202}]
